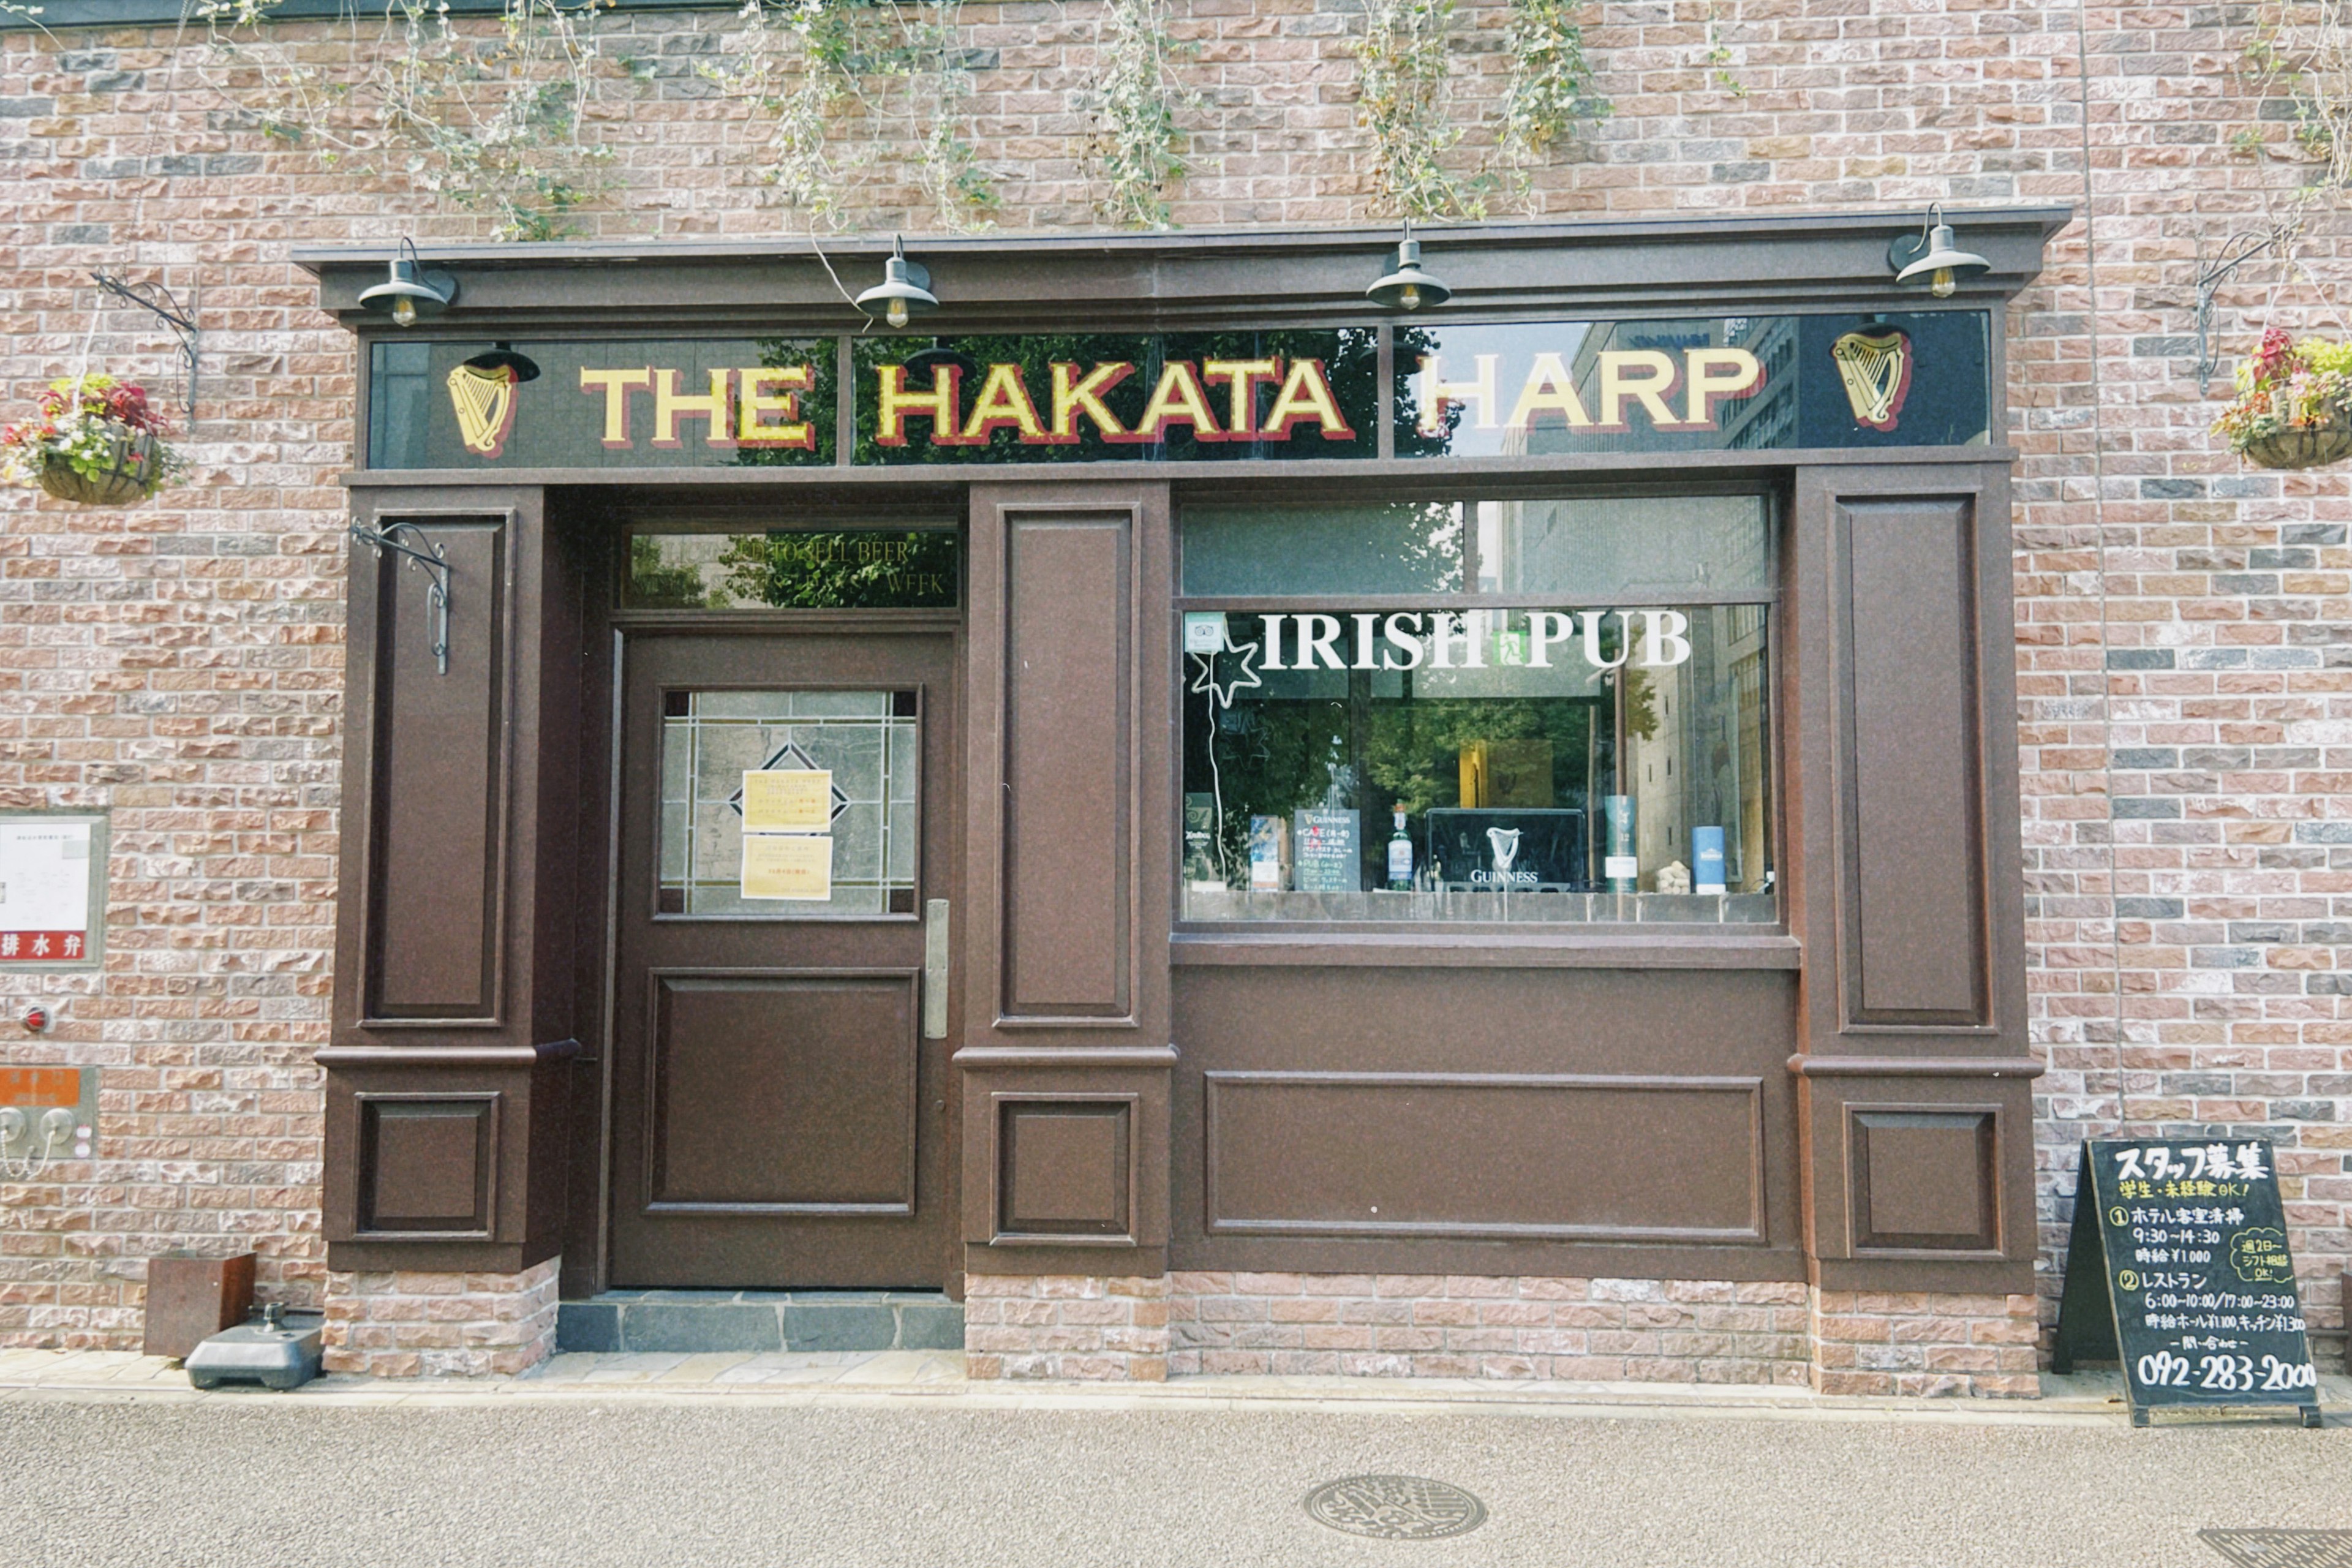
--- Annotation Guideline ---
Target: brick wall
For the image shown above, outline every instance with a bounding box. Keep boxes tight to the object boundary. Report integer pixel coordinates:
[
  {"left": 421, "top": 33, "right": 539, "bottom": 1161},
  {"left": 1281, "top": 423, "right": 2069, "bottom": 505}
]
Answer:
[
  {"left": 1809, "top": 1290, "right": 2041, "bottom": 1399},
  {"left": 963, "top": 1274, "right": 1170, "bottom": 1380},
  {"left": 1167, "top": 1273, "right": 1814, "bottom": 1384},
  {"left": 975, "top": 1276, "right": 2032, "bottom": 1396},
  {"left": 0, "top": 0, "right": 2346, "bottom": 1373},
  {"left": 320, "top": 1257, "right": 562, "bottom": 1378}
]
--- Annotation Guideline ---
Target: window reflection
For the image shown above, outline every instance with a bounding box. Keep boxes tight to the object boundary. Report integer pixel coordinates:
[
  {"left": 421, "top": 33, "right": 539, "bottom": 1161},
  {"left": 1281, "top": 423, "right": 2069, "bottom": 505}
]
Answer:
[{"left": 1179, "top": 496, "right": 1776, "bottom": 925}]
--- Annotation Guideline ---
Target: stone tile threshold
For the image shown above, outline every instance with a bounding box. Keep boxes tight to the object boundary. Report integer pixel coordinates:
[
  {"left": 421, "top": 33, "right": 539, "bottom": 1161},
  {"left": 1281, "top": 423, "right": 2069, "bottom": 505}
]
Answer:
[{"left": 0, "top": 1348, "right": 2344, "bottom": 1425}]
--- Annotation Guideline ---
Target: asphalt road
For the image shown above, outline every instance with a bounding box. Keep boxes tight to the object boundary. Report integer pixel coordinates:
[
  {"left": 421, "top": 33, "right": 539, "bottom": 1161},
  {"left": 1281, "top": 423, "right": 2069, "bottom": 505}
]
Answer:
[{"left": 4, "top": 1396, "right": 2349, "bottom": 1568}]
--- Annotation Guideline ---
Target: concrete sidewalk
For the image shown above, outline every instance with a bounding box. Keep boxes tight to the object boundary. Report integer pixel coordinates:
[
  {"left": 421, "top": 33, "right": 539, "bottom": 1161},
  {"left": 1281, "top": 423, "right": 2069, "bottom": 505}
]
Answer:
[
  {"left": 2, "top": 1353, "right": 2350, "bottom": 1568},
  {"left": 4, "top": 1345, "right": 2347, "bottom": 1425}
]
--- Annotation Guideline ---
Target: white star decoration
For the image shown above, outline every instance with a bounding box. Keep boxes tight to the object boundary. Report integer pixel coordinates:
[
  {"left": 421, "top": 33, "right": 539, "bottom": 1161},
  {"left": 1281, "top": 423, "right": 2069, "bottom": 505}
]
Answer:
[{"left": 1189, "top": 638, "right": 1263, "bottom": 710}]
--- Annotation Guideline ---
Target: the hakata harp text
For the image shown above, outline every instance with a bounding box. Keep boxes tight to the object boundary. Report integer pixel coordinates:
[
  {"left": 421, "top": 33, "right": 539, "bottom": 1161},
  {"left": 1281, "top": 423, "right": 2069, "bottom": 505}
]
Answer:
[
  {"left": 1415, "top": 347, "right": 1766, "bottom": 435},
  {"left": 876, "top": 356, "right": 1354, "bottom": 446},
  {"left": 580, "top": 366, "right": 818, "bottom": 450}
]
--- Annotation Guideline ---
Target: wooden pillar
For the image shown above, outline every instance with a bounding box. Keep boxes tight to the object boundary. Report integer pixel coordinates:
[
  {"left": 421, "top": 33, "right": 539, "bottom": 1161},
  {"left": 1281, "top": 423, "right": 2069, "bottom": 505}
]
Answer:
[
  {"left": 320, "top": 488, "right": 582, "bottom": 1275},
  {"left": 956, "top": 483, "right": 1175, "bottom": 1277},
  {"left": 1785, "top": 464, "right": 2041, "bottom": 1296}
]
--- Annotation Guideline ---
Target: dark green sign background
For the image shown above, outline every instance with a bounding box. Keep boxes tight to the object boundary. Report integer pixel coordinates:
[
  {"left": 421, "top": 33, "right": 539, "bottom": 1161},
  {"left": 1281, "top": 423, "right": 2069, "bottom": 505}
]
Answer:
[{"left": 364, "top": 313, "right": 1991, "bottom": 470}]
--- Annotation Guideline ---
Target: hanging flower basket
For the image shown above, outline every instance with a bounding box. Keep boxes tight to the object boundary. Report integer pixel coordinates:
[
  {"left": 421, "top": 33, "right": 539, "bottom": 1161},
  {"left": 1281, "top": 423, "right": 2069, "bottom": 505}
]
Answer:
[
  {"left": 2, "top": 375, "right": 183, "bottom": 507},
  {"left": 36, "top": 428, "right": 160, "bottom": 503},
  {"left": 2214, "top": 329, "right": 2352, "bottom": 472},
  {"left": 2241, "top": 421, "right": 2352, "bottom": 472}
]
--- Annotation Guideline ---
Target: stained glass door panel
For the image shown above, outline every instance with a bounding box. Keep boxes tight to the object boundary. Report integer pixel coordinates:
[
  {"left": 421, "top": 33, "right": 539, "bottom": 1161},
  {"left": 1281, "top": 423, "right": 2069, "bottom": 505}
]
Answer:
[{"left": 657, "top": 688, "right": 920, "bottom": 918}]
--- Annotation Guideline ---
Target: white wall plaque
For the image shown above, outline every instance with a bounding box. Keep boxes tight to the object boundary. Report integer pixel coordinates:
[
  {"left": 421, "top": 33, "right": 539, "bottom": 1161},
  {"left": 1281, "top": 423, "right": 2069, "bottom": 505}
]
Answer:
[{"left": 0, "top": 814, "right": 106, "bottom": 967}]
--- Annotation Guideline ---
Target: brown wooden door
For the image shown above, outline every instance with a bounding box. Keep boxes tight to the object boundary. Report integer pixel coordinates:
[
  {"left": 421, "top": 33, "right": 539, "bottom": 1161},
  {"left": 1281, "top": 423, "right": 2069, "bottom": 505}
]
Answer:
[{"left": 609, "top": 629, "right": 957, "bottom": 1288}]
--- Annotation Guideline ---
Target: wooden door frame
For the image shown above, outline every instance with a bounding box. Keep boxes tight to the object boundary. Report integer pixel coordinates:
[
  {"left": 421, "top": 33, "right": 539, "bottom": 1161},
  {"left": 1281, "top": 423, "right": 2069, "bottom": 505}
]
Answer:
[{"left": 560, "top": 540, "right": 968, "bottom": 1302}]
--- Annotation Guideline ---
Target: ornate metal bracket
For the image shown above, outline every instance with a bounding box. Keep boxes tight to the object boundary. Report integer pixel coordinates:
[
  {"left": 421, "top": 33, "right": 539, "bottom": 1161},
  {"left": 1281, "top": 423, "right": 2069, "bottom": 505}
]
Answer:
[
  {"left": 349, "top": 519, "right": 454, "bottom": 675},
  {"left": 90, "top": 271, "right": 200, "bottom": 432},
  {"left": 2194, "top": 213, "right": 2305, "bottom": 390}
]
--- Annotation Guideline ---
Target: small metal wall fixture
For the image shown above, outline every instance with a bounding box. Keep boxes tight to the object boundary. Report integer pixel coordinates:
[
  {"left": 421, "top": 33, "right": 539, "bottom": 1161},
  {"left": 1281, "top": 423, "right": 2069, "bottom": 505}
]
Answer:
[
  {"left": 855, "top": 235, "right": 939, "bottom": 330},
  {"left": 2192, "top": 211, "right": 2305, "bottom": 390},
  {"left": 349, "top": 518, "right": 454, "bottom": 674},
  {"left": 1888, "top": 202, "right": 1991, "bottom": 298},
  {"left": 1367, "top": 220, "right": 1452, "bottom": 311},
  {"left": 90, "top": 270, "right": 200, "bottom": 432},
  {"left": 358, "top": 236, "right": 459, "bottom": 328}
]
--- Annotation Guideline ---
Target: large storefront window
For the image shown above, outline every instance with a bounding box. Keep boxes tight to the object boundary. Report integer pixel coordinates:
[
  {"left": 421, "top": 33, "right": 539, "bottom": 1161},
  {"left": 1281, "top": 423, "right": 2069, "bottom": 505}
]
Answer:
[{"left": 1179, "top": 494, "right": 1776, "bottom": 924}]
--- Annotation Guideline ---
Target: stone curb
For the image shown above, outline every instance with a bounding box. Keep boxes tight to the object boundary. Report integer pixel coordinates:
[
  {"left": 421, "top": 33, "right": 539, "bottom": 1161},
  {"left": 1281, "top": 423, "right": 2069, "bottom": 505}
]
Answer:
[{"left": 1, "top": 1351, "right": 2345, "bottom": 1427}]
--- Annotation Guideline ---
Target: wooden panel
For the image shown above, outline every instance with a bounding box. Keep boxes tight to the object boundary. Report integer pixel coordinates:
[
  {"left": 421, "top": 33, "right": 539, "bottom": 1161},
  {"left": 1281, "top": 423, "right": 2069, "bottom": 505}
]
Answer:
[
  {"left": 1205, "top": 1072, "right": 1764, "bottom": 1242},
  {"left": 998, "top": 1099, "right": 1131, "bottom": 1238},
  {"left": 141, "top": 1254, "right": 256, "bottom": 1359},
  {"left": 1850, "top": 1108, "right": 1999, "bottom": 1253},
  {"left": 647, "top": 970, "right": 917, "bottom": 1213},
  {"left": 999, "top": 514, "right": 1132, "bottom": 1020},
  {"left": 1840, "top": 497, "right": 1986, "bottom": 1023},
  {"left": 363, "top": 516, "right": 510, "bottom": 1021},
  {"left": 357, "top": 1095, "right": 497, "bottom": 1234}
]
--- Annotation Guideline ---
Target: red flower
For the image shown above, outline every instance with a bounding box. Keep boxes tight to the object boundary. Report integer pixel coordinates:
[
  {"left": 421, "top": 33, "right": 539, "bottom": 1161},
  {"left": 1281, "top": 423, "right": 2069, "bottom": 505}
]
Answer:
[{"left": 2254, "top": 326, "right": 2294, "bottom": 385}]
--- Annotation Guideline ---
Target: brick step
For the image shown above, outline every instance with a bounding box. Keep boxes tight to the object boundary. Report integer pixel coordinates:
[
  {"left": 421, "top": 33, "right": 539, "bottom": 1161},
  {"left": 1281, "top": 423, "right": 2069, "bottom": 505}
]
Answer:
[{"left": 557, "top": 1291, "right": 963, "bottom": 1355}]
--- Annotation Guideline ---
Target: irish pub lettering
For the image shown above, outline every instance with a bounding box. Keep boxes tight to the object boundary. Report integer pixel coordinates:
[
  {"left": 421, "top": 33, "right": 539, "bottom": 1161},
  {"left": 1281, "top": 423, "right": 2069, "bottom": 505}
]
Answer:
[{"left": 1259, "top": 609, "right": 1694, "bottom": 671}]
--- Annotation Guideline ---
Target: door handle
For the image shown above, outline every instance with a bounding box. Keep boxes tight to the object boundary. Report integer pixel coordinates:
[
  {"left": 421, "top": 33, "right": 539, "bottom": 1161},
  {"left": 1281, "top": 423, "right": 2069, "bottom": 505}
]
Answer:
[{"left": 922, "top": 898, "right": 949, "bottom": 1039}]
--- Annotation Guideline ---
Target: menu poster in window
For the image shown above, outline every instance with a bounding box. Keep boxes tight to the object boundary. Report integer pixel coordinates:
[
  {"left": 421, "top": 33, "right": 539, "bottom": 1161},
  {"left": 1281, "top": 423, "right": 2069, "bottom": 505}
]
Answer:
[
  {"left": 2052, "top": 1139, "right": 2321, "bottom": 1427},
  {"left": 741, "top": 834, "right": 832, "bottom": 901},
  {"left": 741, "top": 769, "right": 832, "bottom": 832},
  {"left": 1292, "top": 809, "right": 1360, "bottom": 892},
  {"left": 1248, "top": 816, "right": 1287, "bottom": 892},
  {"left": 0, "top": 816, "right": 100, "bottom": 965}
]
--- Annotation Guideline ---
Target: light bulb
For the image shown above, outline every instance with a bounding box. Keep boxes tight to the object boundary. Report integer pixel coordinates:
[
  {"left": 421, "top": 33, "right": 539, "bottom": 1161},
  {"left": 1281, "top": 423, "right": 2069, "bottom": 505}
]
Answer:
[
  {"left": 1398, "top": 282, "right": 1422, "bottom": 311},
  {"left": 886, "top": 298, "right": 910, "bottom": 330},
  {"left": 1931, "top": 267, "right": 1956, "bottom": 300},
  {"left": 391, "top": 295, "right": 418, "bottom": 327}
]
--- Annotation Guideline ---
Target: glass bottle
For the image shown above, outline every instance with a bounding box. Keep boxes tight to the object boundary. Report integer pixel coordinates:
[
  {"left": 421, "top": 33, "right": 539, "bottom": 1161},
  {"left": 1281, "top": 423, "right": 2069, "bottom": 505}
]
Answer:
[{"left": 1387, "top": 809, "right": 1413, "bottom": 890}]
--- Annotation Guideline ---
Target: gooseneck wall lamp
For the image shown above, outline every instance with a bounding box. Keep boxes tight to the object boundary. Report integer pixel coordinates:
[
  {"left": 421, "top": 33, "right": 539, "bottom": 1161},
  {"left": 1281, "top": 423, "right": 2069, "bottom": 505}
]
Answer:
[
  {"left": 357, "top": 237, "right": 459, "bottom": 327},
  {"left": 1888, "top": 203, "right": 1991, "bottom": 299},
  {"left": 854, "top": 236, "right": 940, "bottom": 330},
  {"left": 1367, "top": 220, "right": 1452, "bottom": 311}
]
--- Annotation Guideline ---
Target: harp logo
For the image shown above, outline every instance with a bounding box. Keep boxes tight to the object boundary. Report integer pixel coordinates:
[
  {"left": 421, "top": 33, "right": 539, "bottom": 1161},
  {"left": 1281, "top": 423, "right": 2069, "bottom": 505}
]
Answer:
[
  {"left": 1830, "top": 327, "right": 1912, "bottom": 432},
  {"left": 447, "top": 363, "right": 521, "bottom": 459}
]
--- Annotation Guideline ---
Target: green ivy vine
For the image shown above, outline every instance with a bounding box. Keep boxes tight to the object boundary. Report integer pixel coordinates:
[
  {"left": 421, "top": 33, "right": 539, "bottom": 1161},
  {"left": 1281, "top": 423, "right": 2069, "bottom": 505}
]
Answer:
[
  {"left": 103, "top": 0, "right": 1627, "bottom": 235},
  {"left": 2242, "top": 0, "right": 2352, "bottom": 198},
  {"left": 198, "top": 0, "right": 627, "bottom": 241},
  {"left": 1087, "top": 0, "right": 1199, "bottom": 228},
  {"left": 1495, "top": 0, "right": 1608, "bottom": 190}
]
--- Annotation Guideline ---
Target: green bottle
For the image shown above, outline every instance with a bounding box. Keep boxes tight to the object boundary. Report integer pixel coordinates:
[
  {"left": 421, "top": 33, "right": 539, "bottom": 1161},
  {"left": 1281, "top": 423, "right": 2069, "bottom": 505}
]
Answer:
[{"left": 1387, "top": 809, "right": 1413, "bottom": 890}]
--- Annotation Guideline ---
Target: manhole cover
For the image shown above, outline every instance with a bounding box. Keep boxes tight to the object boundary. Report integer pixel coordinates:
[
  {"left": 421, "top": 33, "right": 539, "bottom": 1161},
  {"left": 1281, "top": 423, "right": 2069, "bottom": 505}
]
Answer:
[
  {"left": 2202, "top": 1531, "right": 2352, "bottom": 1567},
  {"left": 1304, "top": 1475, "right": 1487, "bottom": 1540}
]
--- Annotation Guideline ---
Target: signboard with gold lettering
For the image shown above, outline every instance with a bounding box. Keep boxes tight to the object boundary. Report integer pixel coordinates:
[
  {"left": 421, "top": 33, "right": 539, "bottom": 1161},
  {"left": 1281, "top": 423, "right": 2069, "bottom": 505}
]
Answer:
[
  {"left": 850, "top": 331, "right": 1378, "bottom": 462},
  {"left": 370, "top": 337, "right": 837, "bottom": 470},
  {"left": 365, "top": 313, "right": 1992, "bottom": 470},
  {"left": 1398, "top": 311, "right": 1988, "bottom": 456}
]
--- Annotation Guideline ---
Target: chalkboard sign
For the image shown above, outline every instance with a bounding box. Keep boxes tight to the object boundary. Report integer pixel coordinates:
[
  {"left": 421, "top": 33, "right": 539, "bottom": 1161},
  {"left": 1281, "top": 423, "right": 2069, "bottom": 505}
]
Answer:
[
  {"left": 1292, "top": 809, "right": 1361, "bottom": 893},
  {"left": 2052, "top": 1139, "right": 2321, "bottom": 1427}
]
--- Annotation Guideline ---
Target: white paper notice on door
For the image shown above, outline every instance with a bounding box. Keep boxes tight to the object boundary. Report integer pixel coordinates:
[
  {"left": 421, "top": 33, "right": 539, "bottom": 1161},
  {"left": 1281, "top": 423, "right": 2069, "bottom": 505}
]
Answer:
[
  {"left": 742, "top": 833, "right": 832, "bottom": 900},
  {"left": 0, "top": 816, "right": 97, "bottom": 963},
  {"left": 741, "top": 769, "right": 832, "bottom": 833}
]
